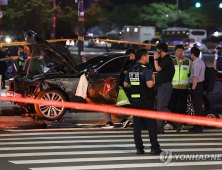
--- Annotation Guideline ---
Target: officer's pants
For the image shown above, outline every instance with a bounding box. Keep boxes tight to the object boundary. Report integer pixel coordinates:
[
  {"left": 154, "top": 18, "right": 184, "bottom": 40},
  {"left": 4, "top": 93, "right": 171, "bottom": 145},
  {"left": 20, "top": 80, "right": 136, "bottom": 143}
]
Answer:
[{"left": 131, "top": 99, "right": 160, "bottom": 150}]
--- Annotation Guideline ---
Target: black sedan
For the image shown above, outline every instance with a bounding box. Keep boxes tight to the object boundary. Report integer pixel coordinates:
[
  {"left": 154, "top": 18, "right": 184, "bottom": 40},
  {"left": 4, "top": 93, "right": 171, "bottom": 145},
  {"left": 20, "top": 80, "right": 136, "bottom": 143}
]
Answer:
[{"left": 6, "top": 31, "right": 134, "bottom": 120}]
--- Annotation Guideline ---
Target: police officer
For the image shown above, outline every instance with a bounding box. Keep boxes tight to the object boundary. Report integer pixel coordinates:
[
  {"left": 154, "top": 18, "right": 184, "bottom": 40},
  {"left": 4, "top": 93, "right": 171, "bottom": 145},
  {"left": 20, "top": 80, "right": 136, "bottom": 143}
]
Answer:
[
  {"left": 17, "top": 46, "right": 28, "bottom": 72},
  {"left": 214, "top": 45, "right": 222, "bottom": 71},
  {"left": 188, "top": 47, "right": 205, "bottom": 133},
  {"left": 124, "top": 48, "right": 161, "bottom": 155},
  {"left": 0, "top": 46, "right": 10, "bottom": 89},
  {"left": 167, "top": 45, "right": 193, "bottom": 132}
]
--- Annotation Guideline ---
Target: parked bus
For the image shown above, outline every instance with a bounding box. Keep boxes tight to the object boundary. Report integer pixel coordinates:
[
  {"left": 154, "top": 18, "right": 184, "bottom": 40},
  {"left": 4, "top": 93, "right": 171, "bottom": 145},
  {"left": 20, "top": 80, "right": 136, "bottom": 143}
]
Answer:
[{"left": 162, "top": 27, "right": 207, "bottom": 50}]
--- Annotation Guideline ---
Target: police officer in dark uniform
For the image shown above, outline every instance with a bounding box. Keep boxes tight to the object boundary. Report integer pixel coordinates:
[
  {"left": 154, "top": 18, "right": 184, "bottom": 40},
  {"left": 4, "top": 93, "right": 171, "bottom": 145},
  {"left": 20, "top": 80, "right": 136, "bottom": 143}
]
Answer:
[
  {"left": 0, "top": 46, "right": 10, "bottom": 89},
  {"left": 124, "top": 48, "right": 162, "bottom": 155},
  {"left": 214, "top": 45, "right": 222, "bottom": 71}
]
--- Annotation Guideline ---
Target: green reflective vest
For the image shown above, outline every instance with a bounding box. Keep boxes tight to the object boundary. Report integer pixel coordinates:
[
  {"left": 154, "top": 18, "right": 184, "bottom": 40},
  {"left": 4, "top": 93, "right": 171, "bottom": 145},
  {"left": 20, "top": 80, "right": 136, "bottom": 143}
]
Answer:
[
  {"left": 172, "top": 58, "right": 190, "bottom": 85},
  {"left": 116, "top": 86, "right": 130, "bottom": 106},
  {"left": 18, "top": 53, "right": 25, "bottom": 66}
]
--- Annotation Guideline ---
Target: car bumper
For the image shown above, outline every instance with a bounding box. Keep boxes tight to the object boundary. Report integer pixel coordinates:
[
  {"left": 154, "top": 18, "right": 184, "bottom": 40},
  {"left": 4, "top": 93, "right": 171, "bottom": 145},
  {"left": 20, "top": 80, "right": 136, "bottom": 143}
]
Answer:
[{"left": 6, "top": 90, "right": 22, "bottom": 98}]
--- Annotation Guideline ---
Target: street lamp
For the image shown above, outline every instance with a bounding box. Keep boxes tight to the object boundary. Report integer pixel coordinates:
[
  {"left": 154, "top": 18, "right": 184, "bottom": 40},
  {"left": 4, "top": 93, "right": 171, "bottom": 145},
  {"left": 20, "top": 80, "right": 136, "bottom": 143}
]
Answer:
[
  {"left": 219, "top": 3, "right": 222, "bottom": 8},
  {"left": 195, "top": 2, "right": 201, "bottom": 8},
  {"left": 5, "top": 37, "right": 11, "bottom": 43}
]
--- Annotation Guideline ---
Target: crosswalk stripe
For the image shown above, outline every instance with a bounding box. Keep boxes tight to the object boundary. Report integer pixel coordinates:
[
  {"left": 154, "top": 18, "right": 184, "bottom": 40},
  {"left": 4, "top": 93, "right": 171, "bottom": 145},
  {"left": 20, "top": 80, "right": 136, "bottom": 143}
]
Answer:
[
  {"left": 0, "top": 131, "right": 135, "bottom": 137},
  {"left": 9, "top": 156, "right": 160, "bottom": 164},
  {"left": 4, "top": 128, "right": 222, "bottom": 135},
  {"left": 29, "top": 161, "right": 222, "bottom": 170},
  {"left": 1, "top": 133, "right": 222, "bottom": 141},
  {"left": 0, "top": 142, "right": 222, "bottom": 151},
  {"left": 6, "top": 128, "right": 222, "bottom": 132},
  {"left": 10, "top": 154, "right": 222, "bottom": 164},
  {"left": 0, "top": 142, "right": 221, "bottom": 151},
  {"left": 0, "top": 137, "right": 221, "bottom": 145},
  {"left": 1, "top": 148, "right": 222, "bottom": 158}
]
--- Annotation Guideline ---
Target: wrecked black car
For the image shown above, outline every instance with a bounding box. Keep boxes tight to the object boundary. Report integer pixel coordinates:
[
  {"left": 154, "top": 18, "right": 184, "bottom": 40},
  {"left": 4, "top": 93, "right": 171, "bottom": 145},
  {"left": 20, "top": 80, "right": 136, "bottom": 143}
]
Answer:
[{"left": 6, "top": 31, "right": 133, "bottom": 120}]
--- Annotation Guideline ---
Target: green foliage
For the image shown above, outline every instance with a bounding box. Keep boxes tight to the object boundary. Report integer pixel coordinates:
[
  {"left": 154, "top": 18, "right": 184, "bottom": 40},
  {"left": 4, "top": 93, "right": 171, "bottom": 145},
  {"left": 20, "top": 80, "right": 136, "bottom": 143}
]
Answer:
[
  {"left": 2, "top": 0, "right": 106, "bottom": 39},
  {"left": 2, "top": 0, "right": 60, "bottom": 37},
  {"left": 105, "top": 4, "right": 141, "bottom": 26},
  {"left": 85, "top": 3, "right": 107, "bottom": 31},
  {"left": 102, "top": 2, "right": 220, "bottom": 31}
]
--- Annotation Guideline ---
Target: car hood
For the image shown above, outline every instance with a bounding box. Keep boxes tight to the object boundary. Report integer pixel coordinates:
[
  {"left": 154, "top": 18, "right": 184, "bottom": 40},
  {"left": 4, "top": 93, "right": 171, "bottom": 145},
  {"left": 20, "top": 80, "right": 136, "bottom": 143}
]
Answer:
[{"left": 24, "top": 30, "right": 79, "bottom": 74}]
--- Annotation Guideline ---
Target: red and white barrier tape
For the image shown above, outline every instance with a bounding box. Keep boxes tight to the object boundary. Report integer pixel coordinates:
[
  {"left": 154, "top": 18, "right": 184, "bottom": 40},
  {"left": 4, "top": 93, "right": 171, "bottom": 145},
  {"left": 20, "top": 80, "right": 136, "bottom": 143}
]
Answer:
[{"left": 0, "top": 96, "right": 222, "bottom": 127}]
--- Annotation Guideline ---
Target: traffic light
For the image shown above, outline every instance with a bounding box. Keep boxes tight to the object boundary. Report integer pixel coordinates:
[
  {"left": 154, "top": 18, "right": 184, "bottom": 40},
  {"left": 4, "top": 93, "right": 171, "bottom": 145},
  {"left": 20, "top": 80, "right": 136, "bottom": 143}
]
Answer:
[
  {"left": 195, "top": 2, "right": 201, "bottom": 8},
  {"left": 219, "top": 3, "right": 222, "bottom": 8}
]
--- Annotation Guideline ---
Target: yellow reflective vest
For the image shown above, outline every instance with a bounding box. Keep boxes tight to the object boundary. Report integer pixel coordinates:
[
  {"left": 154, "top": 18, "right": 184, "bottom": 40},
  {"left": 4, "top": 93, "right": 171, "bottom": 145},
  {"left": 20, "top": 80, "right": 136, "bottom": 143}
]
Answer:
[
  {"left": 116, "top": 86, "right": 130, "bottom": 106},
  {"left": 172, "top": 58, "right": 190, "bottom": 85}
]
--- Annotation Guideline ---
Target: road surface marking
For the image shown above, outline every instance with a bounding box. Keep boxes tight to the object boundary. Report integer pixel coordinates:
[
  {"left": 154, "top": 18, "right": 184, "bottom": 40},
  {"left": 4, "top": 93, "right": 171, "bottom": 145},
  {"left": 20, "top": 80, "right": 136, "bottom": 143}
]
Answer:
[
  {"left": 29, "top": 161, "right": 222, "bottom": 170},
  {"left": 1, "top": 148, "right": 222, "bottom": 157}
]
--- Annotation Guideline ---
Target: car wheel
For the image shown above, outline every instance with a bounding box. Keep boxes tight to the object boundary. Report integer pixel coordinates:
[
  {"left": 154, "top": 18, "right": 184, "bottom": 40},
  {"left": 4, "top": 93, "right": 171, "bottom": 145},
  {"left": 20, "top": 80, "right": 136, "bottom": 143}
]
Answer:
[
  {"left": 34, "top": 89, "right": 69, "bottom": 121},
  {"left": 187, "top": 96, "right": 219, "bottom": 129},
  {"left": 186, "top": 95, "right": 195, "bottom": 116},
  {"left": 204, "top": 111, "right": 219, "bottom": 129}
]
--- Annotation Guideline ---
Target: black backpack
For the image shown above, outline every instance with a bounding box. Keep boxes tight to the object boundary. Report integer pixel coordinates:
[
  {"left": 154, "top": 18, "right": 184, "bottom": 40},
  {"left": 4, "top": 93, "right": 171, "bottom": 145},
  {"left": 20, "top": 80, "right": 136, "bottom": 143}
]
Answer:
[{"left": 204, "top": 66, "right": 218, "bottom": 92}]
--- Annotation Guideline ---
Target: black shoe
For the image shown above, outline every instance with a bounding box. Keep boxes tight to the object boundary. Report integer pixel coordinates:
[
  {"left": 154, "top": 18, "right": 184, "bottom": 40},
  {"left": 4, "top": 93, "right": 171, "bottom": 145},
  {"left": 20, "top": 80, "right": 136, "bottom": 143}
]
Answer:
[
  {"left": 150, "top": 148, "right": 162, "bottom": 155},
  {"left": 157, "top": 129, "right": 164, "bottom": 134},
  {"left": 176, "top": 123, "right": 183, "bottom": 133},
  {"left": 136, "top": 149, "right": 145, "bottom": 154},
  {"left": 102, "top": 122, "right": 115, "bottom": 129},
  {"left": 121, "top": 119, "right": 130, "bottom": 128},
  {"left": 1, "top": 87, "right": 6, "bottom": 89},
  {"left": 188, "top": 126, "right": 203, "bottom": 133}
]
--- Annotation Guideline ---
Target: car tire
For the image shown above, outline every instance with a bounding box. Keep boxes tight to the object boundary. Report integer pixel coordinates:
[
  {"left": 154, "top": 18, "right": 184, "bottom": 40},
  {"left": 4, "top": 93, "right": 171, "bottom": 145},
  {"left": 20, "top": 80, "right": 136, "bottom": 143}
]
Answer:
[
  {"left": 34, "top": 89, "right": 69, "bottom": 121},
  {"left": 203, "top": 111, "right": 220, "bottom": 129}
]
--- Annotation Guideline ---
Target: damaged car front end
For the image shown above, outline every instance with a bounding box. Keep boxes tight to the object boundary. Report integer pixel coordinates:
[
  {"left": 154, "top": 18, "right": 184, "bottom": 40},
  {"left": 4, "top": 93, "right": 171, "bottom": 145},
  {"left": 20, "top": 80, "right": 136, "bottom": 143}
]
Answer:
[
  {"left": 7, "top": 31, "right": 130, "bottom": 121},
  {"left": 7, "top": 31, "right": 81, "bottom": 120}
]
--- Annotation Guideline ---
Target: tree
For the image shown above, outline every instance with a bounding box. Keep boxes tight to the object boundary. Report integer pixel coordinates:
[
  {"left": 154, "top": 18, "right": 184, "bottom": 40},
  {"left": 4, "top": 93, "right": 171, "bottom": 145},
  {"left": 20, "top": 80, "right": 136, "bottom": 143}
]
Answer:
[
  {"left": 2, "top": 0, "right": 60, "bottom": 38},
  {"left": 140, "top": 3, "right": 211, "bottom": 29},
  {"left": 84, "top": 3, "right": 107, "bottom": 32},
  {"left": 102, "top": 2, "right": 218, "bottom": 32},
  {"left": 56, "top": 1, "right": 78, "bottom": 39},
  {"left": 103, "top": 3, "right": 141, "bottom": 28}
]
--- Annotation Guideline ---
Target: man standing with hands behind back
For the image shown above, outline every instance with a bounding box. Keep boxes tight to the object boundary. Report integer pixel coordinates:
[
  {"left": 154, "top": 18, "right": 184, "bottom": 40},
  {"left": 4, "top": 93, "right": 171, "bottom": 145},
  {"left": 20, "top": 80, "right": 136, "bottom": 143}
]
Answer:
[
  {"left": 188, "top": 47, "right": 205, "bottom": 133},
  {"left": 154, "top": 43, "right": 175, "bottom": 134}
]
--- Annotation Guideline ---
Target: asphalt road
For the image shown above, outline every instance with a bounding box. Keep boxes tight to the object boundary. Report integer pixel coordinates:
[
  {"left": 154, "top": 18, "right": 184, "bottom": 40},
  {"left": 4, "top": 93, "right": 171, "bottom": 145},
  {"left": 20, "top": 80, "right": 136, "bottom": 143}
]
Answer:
[{"left": 0, "top": 128, "right": 222, "bottom": 170}]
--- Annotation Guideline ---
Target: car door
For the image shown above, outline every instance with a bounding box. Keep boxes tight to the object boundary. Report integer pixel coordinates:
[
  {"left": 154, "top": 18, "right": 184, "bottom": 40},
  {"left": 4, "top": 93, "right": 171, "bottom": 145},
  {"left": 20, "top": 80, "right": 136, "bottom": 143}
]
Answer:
[{"left": 87, "top": 56, "right": 128, "bottom": 104}]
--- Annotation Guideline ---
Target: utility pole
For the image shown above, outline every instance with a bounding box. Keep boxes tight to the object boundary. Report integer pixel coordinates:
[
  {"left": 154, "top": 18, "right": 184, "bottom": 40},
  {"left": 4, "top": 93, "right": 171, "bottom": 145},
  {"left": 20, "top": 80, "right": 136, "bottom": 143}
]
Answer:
[
  {"left": 177, "top": 0, "right": 179, "bottom": 18},
  {"left": 50, "top": 0, "right": 56, "bottom": 41},
  {"left": 78, "top": 0, "right": 84, "bottom": 64},
  {"left": 176, "top": 0, "right": 179, "bottom": 27}
]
